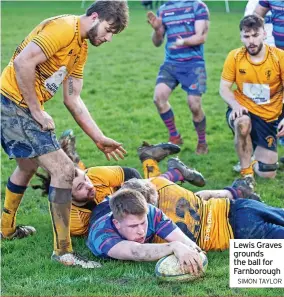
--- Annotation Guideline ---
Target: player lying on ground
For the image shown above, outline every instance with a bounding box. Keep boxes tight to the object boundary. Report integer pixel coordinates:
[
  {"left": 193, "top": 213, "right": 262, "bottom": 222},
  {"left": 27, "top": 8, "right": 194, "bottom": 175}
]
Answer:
[
  {"left": 33, "top": 129, "right": 205, "bottom": 236},
  {"left": 87, "top": 156, "right": 284, "bottom": 265}
]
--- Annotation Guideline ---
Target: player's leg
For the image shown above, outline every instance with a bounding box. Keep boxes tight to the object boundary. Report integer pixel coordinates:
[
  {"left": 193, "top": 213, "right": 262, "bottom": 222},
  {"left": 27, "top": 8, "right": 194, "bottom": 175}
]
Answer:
[
  {"left": 137, "top": 141, "right": 181, "bottom": 178},
  {"left": 179, "top": 61, "right": 208, "bottom": 154},
  {"left": 154, "top": 63, "right": 182, "bottom": 144},
  {"left": 1, "top": 158, "right": 38, "bottom": 238},
  {"left": 59, "top": 129, "right": 86, "bottom": 170},
  {"left": 226, "top": 108, "right": 254, "bottom": 183},
  {"left": 35, "top": 150, "right": 75, "bottom": 255},
  {"left": 250, "top": 114, "right": 278, "bottom": 178},
  {"left": 231, "top": 199, "right": 284, "bottom": 239},
  {"left": 1, "top": 95, "right": 40, "bottom": 239}
]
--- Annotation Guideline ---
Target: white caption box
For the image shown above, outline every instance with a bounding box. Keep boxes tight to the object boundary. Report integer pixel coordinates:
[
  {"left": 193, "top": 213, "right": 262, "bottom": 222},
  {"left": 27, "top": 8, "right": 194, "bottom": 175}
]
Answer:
[{"left": 230, "top": 239, "right": 284, "bottom": 288}]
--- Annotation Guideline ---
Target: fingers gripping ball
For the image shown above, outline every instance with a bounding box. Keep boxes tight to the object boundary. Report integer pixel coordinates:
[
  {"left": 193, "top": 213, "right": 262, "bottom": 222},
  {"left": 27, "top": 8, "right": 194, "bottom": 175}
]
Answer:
[{"left": 155, "top": 252, "right": 208, "bottom": 282}]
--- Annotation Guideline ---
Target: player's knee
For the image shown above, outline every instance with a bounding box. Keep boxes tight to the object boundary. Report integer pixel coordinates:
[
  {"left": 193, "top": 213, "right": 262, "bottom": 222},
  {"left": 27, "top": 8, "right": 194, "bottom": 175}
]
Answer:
[
  {"left": 255, "top": 161, "right": 278, "bottom": 179},
  {"left": 236, "top": 118, "right": 251, "bottom": 136},
  {"left": 154, "top": 91, "right": 168, "bottom": 107},
  {"left": 50, "top": 160, "right": 75, "bottom": 185}
]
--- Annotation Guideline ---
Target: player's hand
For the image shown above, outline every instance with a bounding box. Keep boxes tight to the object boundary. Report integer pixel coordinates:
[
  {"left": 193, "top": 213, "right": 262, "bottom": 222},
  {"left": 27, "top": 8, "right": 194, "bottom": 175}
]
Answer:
[
  {"left": 95, "top": 136, "right": 127, "bottom": 161},
  {"left": 172, "top": 242, "right": 203, "bottom": 275},
  {"left": 147, "top": 11, "right": 162, "bottom": 30},
  {"left": 31, "top": 110, "right": 55, "bottom": 131},
  {"left": 230, "top": 103, "right": 248, "bottom": 121},
  {"left": 277, "top": 118, "right": 284, "bottom": 138},
  {"left": 169, "top": 36, "right": 185, "bottom": 49}
]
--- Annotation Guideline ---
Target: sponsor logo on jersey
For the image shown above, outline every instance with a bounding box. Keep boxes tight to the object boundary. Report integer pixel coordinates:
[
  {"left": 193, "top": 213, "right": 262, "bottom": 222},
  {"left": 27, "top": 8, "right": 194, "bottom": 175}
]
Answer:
[{"left": 164, "top": 12, "right": 175, "bottom": 16}]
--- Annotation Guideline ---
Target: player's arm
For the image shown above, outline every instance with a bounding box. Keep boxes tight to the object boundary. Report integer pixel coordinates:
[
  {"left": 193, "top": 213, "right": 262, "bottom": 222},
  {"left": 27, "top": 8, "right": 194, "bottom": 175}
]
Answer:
[
  {"left": 164, "top": 228, "right": 202, "bottom": 252},
  {"left": 147, "top": 11, "right": 165, "bottom": 47},
  {"left": 13, "top": 42, "right": 55, "bottom": 130},
  {"left": 108, "top": 240, "right": 202, "bottom": 274},
  {"left": 219, "top": 79, "right": 248, "bottom": 120},
  {"left": 195, "top": 189, "right": 233, "bottom": 201},
  {"left": 63, "top": 77, "right": 126, "bottom": 161},
  {"left": 182, "top": 20, "right": 209, "bottom": 47},
  {"left": 254, "top": 3, "right": 270, "bottom": 17}
]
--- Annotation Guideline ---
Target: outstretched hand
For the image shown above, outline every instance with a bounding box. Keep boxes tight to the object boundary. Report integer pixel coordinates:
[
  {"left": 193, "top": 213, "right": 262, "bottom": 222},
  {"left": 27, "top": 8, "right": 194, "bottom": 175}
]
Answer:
[
  {"left": 147, "top": 11, "right": 162, "bottom": 30},
  {"left": 95, "top": 136, "right": 127, "bottom": 161}
]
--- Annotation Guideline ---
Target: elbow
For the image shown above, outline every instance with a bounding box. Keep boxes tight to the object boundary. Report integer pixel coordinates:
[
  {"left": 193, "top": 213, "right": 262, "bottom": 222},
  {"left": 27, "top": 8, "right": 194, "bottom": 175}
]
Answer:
[{"left": 13, "top": 56, "right": 23, "bottom": 72}]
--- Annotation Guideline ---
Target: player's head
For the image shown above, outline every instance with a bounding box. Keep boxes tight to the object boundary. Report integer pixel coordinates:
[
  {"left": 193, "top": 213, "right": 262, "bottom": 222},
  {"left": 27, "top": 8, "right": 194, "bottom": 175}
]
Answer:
[
  {"left": 120, "top": 178, "right": 158, "bottom": 206},
  {"left": 110, "top": 189, "right": 148, "bottom": 243},
  {"left": 239, "top": 14, "right": 266, "bottom": 56},
  {"left": 85, "top": 0, "right": 129, "bottom": 46},
  {"left": 72, "top": 168, "right": 96, "bottom": 204}
]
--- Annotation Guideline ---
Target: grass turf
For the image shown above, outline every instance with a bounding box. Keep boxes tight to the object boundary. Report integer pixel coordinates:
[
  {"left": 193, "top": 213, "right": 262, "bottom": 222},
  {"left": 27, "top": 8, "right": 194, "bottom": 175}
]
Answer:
[{"left": 1, "top": 1, "right": 284, "bottom": 296}]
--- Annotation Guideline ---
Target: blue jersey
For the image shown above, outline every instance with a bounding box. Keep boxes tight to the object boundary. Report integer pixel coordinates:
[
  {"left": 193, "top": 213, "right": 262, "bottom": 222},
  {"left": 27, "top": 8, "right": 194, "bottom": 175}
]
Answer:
[
  {"left": 259, "top": 0, "right": 284, "bottom": 49},
  {"left": 87, "top": 201, "right": 177, "bottom": 258},
  {"left": 158, "top": 0, "right": 209, "bottom": 63}
]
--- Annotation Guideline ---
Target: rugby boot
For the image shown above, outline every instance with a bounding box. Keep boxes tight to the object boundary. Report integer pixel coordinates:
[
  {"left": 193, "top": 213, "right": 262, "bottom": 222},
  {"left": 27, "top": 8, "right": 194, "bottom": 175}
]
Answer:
[
  {"left": 0, "top": 225, "right": 36, "bottom": 240},
  {"left": 195, "top": 143, "right": 208, "bottom": 155},
  {"left": 138, "top": 141, "right": 180, "bottom": 162},
  {"left": 169, "top": 134, "right": 183, "bottom": 145},
  {"left": 231, "top": 178, "right": 261, "bottom": 201},
  {"left": 167, "top": 157, "right": 206, "bottom": 187},
  {"left": 59, "top": 129, "right": 85, "bottom": 169},
  {"left": 51, "top": 252, "right": 102, "bottom": 269}
]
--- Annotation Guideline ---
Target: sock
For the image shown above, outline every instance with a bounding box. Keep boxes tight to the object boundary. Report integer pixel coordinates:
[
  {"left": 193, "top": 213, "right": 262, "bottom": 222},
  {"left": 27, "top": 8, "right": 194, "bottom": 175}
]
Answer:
[
  {"left": 142, "top": 159, "right": 161, "bottom": 178},
  {"left": 48, "top": 186, "right": 73, "bottom": 255},
  {"left": 241, "top": 160, "right": 257, "bottom": 177},
  {"left": 193, "top": 116, "right": 207, "bottom": 144},
  {"left": 77, "top": 160, "right": 86, "bottom": 170},
  {"left": 161, "top": 169, "right": 184, "bottom": 182},
  {"left": 160, "top": 109, "right": 179, "bottom": 137},
  {"left": 1, "top": 178, "right": 27, "bottom": 237}
]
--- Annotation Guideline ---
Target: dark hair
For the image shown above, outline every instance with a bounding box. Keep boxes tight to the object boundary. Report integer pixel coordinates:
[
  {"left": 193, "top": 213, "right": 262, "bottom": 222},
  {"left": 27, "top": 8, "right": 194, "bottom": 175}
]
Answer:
[
  {"left": 239, "top": 14, "right": 264, "bottom": 32},
  {"left": 86, "top": 0, "right": 129, "bottom": 34},
  {"left": 110, "top": 189, "right": 148, "bottom": 220}
]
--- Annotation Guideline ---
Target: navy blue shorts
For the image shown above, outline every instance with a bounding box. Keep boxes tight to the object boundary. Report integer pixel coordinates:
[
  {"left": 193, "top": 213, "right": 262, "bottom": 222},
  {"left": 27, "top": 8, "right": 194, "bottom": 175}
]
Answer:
[
  {"left": 226, "top": 108, "right": 278, "bottom": 152},
  {"left": 1, "top": 95, "right": 60, "bottom": 159},
  {"left": 156, "top": 61, "right": 207, "bottom": 95},
  {"left": 229, "top": 199, "right": 284, "bottom": 239}
]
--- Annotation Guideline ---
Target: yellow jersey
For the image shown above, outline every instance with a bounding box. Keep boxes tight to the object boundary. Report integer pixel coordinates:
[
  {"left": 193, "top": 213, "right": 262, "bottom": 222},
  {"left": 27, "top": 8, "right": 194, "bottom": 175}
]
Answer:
[
  {"left": 221, "top": 45, "right": 284, "bottom": 122},
  {"left": 151, "top": 177, "right": 234, "bottom": 251},
  {"left": 0, "top": 15, "right": 88, "bottom": 108}
]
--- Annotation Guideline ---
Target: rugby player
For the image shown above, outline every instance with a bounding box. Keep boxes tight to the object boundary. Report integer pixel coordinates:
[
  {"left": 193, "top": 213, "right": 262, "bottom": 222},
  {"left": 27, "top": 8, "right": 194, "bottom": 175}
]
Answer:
[
  {"left": 1, "top": 0, "right": 128, "bottom": 268},
  {"left": 147, "top": 0, "right": 210, "bottom": 154},
  {"left": 219, "top": 15, "right": 284, "bottom": 186}
]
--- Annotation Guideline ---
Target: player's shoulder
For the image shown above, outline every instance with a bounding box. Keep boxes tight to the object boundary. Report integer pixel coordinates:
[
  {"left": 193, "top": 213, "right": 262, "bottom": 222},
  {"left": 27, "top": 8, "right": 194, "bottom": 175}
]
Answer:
[
  {"left": 269, "top": 46, "right": 284, "bottom": 61},
  {"left": 40, "top": 14, "right": 77, "bottom": 32},
  {"left": 227, "top": 47, "right": 246, "bottom": 60}
]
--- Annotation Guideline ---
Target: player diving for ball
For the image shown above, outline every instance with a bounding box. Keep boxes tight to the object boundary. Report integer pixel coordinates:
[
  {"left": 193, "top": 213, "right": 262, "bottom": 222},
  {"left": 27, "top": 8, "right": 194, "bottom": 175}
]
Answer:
[{"left": 32, "top": 130, "right": 284, "bottom": 269}]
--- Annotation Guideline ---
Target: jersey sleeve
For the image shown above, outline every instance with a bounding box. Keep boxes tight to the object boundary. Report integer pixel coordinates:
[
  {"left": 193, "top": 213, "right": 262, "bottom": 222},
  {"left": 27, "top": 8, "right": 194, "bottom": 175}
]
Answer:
[
  {"left": 87, "top": 216, "right": 123, "bottom": 258},
  {"left": 32, "top": 17, "right": 75, "bottom": 59},
  {"left": 148, "top": 205, "right": 177, "bottom": 239},
  {"left": 194, "top": 1, "right": 210, "bottom": 21},
  {"left": 69, "top": 41, "right": 88, "bottom": 79},
  {"left": 259, "top": 0, "right": 270, "bottom": 8},
  {"left": 221, "top": 50, "right": 237, "bottom": 82}
]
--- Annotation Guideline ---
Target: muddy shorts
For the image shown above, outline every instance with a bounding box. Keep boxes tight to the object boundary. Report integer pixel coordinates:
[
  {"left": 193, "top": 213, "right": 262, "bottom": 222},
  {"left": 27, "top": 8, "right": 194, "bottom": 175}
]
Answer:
[{"left": 1, "top": 95, "right": 60, "bottom": 159}]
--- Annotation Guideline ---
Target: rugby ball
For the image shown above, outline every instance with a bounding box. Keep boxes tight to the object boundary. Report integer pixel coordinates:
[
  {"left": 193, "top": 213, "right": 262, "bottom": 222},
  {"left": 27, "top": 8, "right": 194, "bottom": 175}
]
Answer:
[{"left": 155, "top": 252, "right": 208, "bottom": 282}]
